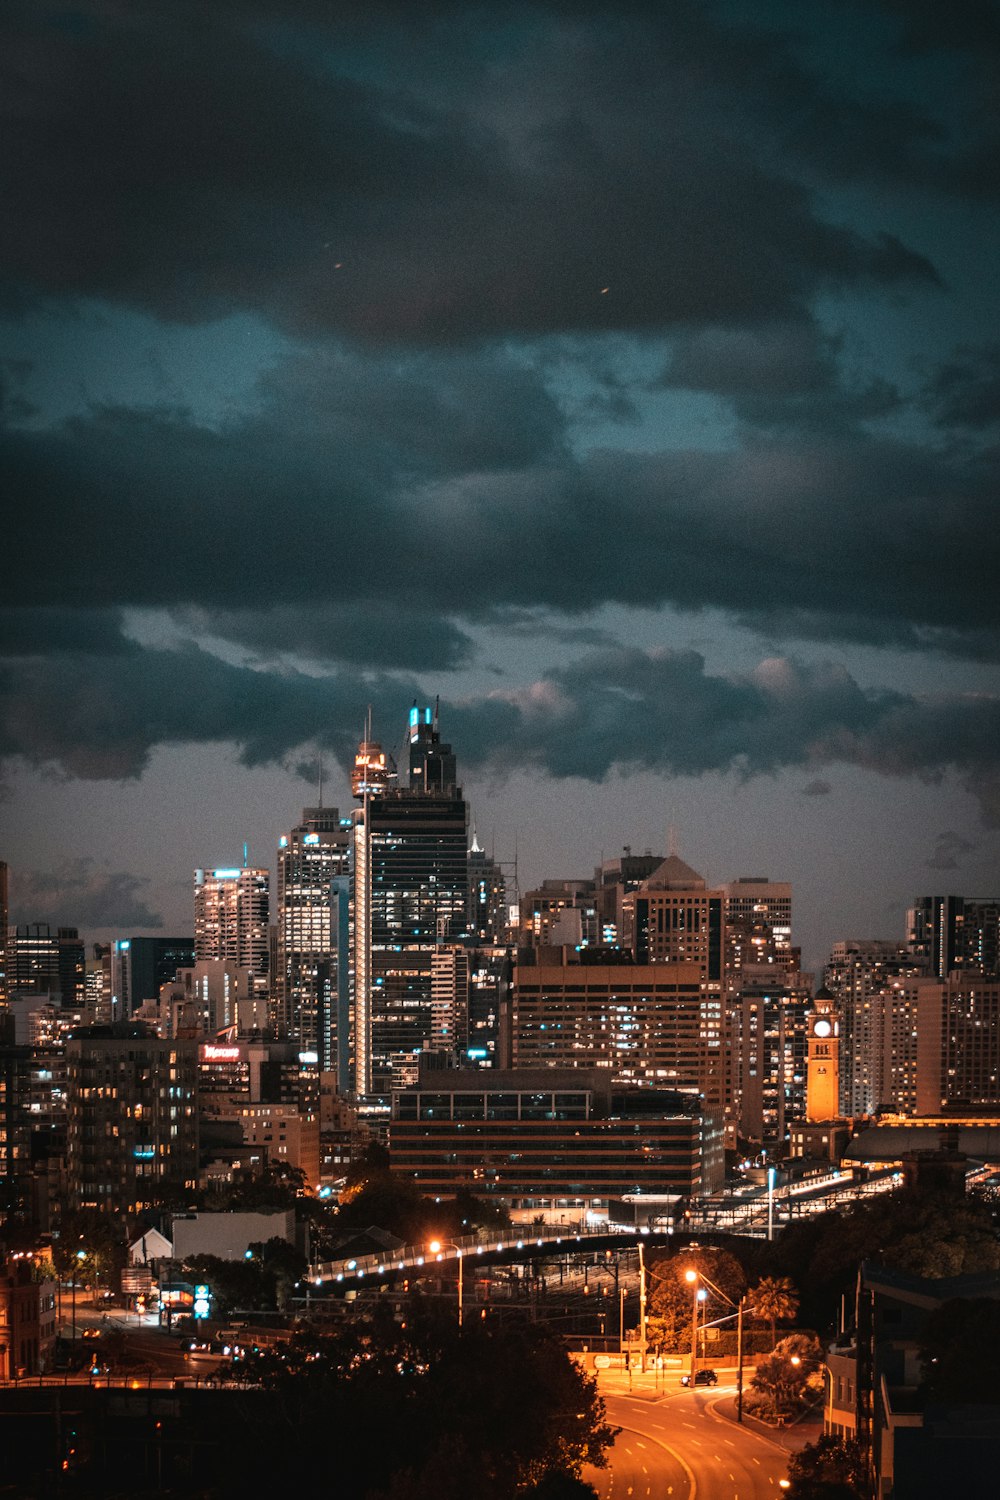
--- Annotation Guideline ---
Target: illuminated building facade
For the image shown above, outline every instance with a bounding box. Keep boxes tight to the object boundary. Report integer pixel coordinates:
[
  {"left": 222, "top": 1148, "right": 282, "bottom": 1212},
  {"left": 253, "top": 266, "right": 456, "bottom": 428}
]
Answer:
[
  {"left": 194, "top": 865, "right": 269, "bottom": 993},
  {"left": 908, "top": 895, "right": 1000, "bottom": 980},
  {"left": 274, "top": 807, "right": 351, "bottom": 1073},
  {"left": 824, "top": 940, "right": 926, "bottom": 1116},
  {"left": 389, "top": 1067, "right": 725, "bottom": 1205},
  {"left": 805, "top": 987, "right": 841, "bottom": 1123},
  {"left": 508, "top": 952, "right": 723, "bottom": 1108},
  {"left": 914, "top": 977, "right": 1000, "bottom": 1114},
  {"left": 728, "top": 966, "right": 810, "bottom": 1146},
  {"left": 352, "top": 706, "right": 469, "bottom": 1098},
  {"left": 66, "top": 1023, "right": 198, "bottom": 1213},
  {"left": 621, "top": 857, "right": 724, "bottom": 980},
  {"left": 724, "top": 878, "right": 794, "bottom": 976}
]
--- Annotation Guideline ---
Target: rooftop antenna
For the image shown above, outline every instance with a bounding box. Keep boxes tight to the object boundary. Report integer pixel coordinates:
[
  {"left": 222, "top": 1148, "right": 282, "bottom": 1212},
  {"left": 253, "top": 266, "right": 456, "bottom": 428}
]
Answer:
[
  {"left": 317, "top": 749, "right": 324, "bottom": 810},
  {"left": 668, "top": 822, "right": 679, "bottom": 857}
]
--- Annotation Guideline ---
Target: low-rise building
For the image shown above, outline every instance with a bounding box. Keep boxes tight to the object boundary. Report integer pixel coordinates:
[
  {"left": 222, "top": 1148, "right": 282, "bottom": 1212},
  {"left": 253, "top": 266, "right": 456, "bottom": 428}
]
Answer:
[{"left": 389, "top": 1066, "right": 724, "bottom": 1212}]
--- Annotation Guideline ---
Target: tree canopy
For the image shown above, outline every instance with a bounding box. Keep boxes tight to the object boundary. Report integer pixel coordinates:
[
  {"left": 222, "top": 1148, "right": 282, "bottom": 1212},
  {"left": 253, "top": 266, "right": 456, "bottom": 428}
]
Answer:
[{"left": 213, "top": 1304, "right": 617, "bottom": 1499}]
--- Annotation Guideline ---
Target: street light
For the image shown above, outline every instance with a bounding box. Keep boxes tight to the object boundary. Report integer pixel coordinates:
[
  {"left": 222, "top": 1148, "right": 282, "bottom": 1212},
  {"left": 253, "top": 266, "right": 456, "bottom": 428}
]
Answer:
[
  {"left": 684, "top": 1269, "right": 708, "bottom": 1378},
  {"left": 428, "top": 1240, "right": 464, "bottom": 1327}
]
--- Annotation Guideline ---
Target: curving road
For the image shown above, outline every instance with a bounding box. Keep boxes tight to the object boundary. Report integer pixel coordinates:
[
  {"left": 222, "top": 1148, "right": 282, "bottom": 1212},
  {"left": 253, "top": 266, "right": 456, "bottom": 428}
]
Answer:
[{"left": 586, "top": 1384, "right": 796, "bottom": 1500}]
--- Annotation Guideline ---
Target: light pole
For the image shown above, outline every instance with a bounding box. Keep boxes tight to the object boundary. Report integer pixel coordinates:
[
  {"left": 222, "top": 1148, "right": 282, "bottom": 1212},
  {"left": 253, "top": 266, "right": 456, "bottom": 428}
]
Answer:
[
  {"left": 428, "top": 1240, "right": 464, "bottom": 1327},
  {"left": 684, "top": 1269, "right": 707, "bottom": 1378},
  {"left": 638, "top": 1242, "right": 647, "bottom": 1373}
]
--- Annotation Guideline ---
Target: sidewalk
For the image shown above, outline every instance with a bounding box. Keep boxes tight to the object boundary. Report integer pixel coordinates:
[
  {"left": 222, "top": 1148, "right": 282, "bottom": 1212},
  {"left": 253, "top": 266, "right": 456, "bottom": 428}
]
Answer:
[{"left": 713, "top": 1393, "right": 822, "bottom": 1455}]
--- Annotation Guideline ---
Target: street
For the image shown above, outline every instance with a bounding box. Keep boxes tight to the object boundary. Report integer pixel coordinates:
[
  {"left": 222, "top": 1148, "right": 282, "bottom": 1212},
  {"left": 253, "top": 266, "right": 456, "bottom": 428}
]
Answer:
[{"left": 585, "top": 1376, "right": 816, "bottom": 1500}]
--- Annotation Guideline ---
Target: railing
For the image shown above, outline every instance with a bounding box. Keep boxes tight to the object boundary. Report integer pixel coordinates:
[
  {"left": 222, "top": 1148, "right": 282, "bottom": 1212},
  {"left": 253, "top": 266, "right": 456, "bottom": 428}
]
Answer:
[{"left": 311, "top": 1222, "right": 608, "bottom": 1286}]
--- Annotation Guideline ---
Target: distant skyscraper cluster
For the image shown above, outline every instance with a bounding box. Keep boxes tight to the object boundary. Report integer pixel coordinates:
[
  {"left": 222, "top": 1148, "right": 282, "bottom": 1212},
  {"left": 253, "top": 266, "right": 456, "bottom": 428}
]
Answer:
[{"left": 2, "top": 711, "right": 1000, "bottom": 1237}]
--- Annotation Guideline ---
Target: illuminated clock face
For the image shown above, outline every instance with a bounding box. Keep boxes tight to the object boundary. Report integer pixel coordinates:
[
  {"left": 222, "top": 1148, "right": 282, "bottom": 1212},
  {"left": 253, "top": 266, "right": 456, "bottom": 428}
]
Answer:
[{"left": 813, "top": 1018, "right": 832, "bottom": 1038}]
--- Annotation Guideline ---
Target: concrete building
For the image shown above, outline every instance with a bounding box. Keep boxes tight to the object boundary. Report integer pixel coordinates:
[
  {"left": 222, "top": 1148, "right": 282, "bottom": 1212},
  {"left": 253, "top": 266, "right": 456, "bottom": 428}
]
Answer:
[
  {"left": 914, "top": 977, "right": 1000, "bottom": 1115},
  {"left": 724, "top": 877, "right": 794, "bottom": 976},
  {"left": 274, "top": 806, "right": 351, "bottom": 1072},
  {"left": 507, "top": 949, "right": 723, "bottom": 1108},
  {"left": 352, "top": 706, "right": 469, "bottom": 1099},
  {"left": 194, "top": 865, "right": 270, "bottom": 994},
  {"left": 621, "top": 857, "right": 724, "bottom": 980},
  {"left": 238, "top": 1104, "right": 320, "bottom": 1189},
  {"left": 823, "top": 941, "right": 927, "bottom": 1116},
  {"left": 388, "top": 1066, "right": 725, "bottom": 1210},
  {"left": 65, "top": 1024, "right": 198, "bottom": 1214},
  {"left": 908, "top": 895, "right": 1000, "bottom": 979},
  {"left": 727, "top": 965, "right": 810, "bottom": 1147}
]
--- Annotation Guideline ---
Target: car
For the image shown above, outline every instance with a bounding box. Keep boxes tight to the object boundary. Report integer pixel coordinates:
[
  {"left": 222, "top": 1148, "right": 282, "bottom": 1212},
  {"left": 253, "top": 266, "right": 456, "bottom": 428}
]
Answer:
[{"left": 680, "top": 1368, "right": 718, "bottom": 1387}]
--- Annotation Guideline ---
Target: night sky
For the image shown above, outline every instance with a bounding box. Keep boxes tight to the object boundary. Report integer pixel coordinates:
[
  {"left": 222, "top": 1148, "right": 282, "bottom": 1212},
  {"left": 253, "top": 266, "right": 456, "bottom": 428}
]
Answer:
[{"left": 2, "top": 0, "right": 999, "bottom": 972}]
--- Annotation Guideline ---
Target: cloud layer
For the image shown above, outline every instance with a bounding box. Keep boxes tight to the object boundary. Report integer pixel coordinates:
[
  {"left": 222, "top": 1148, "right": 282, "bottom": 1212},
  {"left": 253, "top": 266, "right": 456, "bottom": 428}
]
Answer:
[{"left": 1, "top": 0, "right": 998, "bottom": 840}]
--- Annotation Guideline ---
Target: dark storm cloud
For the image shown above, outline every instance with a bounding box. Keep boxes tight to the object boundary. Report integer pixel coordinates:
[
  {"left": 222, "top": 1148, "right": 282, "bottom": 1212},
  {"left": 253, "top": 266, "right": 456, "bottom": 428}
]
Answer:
[
  {"left": 9, "top": 857, "right": 163, "bottom": 929},
  {"left": 925, "top": 830, "right": 977, "bottom": 872},
  {"left": 659, "top": 317, "right": 903, "bottom": 433},
  {"left": 173, "top": 603, "right": 474, "bottom": 672},
  {"left": 1, "top": 1, "right": 939, "bottom": 342},
  {"left": 2, "top": 384, "right": 998, "bottom": 660},
  {"left": 801, "top": 779, "right": 832, "bottom": 797},
  {"left": 922, "top": 344, "right": 1000, "bottom": 430},
  {"left": 0, "top": 608, "right": 134, "bottom": 656},
  {"left": 3, "top": 641, "right": 999, "bottom": 824}
]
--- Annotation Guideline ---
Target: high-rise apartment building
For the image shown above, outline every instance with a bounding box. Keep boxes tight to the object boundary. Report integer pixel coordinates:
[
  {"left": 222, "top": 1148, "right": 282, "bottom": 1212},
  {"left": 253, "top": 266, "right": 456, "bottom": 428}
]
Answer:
[
  {"left": 468, "top": 836, "right": 509, "bottom": 945},
  {"left": 621, "top": 857, "right": 725, "bottom": 980},
  {"left": 908, "top": 896, "right": 1000, "bottom": 980},
  {"left": 727, "top": 966, "right": 810, "bottom": 1147},
  {"left": 6, "top": 924, "right": 84, "bottom": 1005},
  {"left": 65, "top": 1023, "right": 198, "bottom": 1213},
  {"left": 507, "top": 949, "right": 723, "bottom": 1107},
  {"left": 913, "top": 977, "right": 1000, "bottom": 1115},
  {"left": 274, "top": 806, "right": 351, "bottom": 1070},
  {"left": 724, "top": 878, "right": 794, "bottom": 976},
  {"left": 352, "top": 707, "right": 469, "bottom": 1098},
  {"left": 823, "top": 940, "right": 927, "bottom": 1116},
  {"left": 194, "top": 865, "right": 269, "bottom": 991},
  {"left": 0, "top": 861, "right": 8, "bottom": 1005},
  {"left": 520, "top": 879, "right": 600, "bottom": 949}
]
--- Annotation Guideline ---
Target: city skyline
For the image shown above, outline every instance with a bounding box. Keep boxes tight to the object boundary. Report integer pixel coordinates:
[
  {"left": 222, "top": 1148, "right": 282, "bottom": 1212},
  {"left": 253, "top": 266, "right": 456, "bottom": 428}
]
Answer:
[{"left": 2, "top": 1, "right": 999, "bottom": 975}]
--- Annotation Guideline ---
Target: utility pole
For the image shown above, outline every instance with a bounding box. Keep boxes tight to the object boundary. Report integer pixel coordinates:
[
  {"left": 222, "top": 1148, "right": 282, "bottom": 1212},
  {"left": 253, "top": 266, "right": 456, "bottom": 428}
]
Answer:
[
  {"left": 638, "top": 1242, "right": 647, "bottom": 1373},
  {"left": 736, "top": 1295, "right": 745, "bottom": 1422}
]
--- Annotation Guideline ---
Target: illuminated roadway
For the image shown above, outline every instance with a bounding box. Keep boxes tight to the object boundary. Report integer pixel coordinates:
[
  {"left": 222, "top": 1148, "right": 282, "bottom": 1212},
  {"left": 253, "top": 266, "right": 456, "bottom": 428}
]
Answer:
[{"left": 585, "top": 1382, "right": 798, "bottom": 1500}]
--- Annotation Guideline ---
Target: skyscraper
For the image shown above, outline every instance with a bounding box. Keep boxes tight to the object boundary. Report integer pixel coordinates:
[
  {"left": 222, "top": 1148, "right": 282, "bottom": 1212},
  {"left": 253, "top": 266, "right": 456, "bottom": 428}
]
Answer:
[
  {"left": 724, "top": 877, "right": 794, "bottom": 976},
  {"left": 194, "top": 865, "right": 270, "bottom": 993},
  {"left": 621, "top": 856, "right": 724, "bottom": 980},
  {"left": 908, "top": 896, "right": 1000, "bottom": 979},
  {"left": 823, "top": 940, "right": 926, "bottom": 1116},
  {"left": 274, "top": 806, "right": 351, "bottom": 1071},
  {"left": 352, "top": 705, "right": 469, "bottom": 1099}
]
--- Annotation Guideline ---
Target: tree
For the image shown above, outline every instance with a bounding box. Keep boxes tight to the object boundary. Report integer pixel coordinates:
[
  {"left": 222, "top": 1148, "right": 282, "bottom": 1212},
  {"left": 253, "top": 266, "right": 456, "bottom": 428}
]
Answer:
[
  {"left": 749, "top": 1332, "right": 822, "bottom": 1421},
  {"left": 784, "top": 1434, "right": 866, "bottom": 1499},
  {"left": 646, "top": 1246, "right": 746, "bottom": 1356},
  {"left": 216, "top": 1307, "right": 618, "bottom": 1498},
  {"left": 747, "top": 1275, "right": 798, "bottom": 1349}
]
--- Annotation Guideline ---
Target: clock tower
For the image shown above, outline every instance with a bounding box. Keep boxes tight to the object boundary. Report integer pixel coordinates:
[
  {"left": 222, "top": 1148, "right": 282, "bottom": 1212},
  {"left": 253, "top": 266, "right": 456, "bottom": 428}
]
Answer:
[{"left": 806, "top": 987, "right": 840, "bottom": 1122}]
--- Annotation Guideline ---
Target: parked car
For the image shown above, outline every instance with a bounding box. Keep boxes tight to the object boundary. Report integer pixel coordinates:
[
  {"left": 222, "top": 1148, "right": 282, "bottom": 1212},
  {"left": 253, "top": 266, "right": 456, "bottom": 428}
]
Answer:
[{"left": 680, "top": 1368, "right": 717, "bottom": 1387}]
